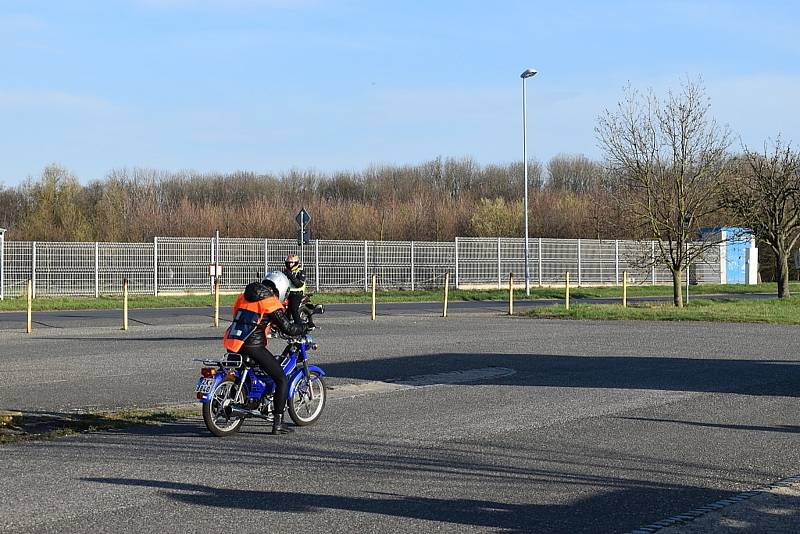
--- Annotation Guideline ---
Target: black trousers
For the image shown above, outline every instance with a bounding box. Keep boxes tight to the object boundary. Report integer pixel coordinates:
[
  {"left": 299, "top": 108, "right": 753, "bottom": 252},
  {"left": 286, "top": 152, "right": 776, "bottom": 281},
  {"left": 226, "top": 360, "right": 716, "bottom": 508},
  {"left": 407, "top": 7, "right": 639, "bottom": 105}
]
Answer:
[
  {"left": 240, "top": 345, "right": 288, "bottom": 415},
  {"left": 287, "top": 292, "right": 303, "bottom": 324}
]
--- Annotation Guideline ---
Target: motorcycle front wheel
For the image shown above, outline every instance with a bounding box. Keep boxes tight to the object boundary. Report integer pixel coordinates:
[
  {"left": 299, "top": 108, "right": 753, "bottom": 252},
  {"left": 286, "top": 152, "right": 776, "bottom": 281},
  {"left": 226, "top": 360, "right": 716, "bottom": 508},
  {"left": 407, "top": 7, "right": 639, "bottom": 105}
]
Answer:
[
  {"left": 202, "top": 378, "right": 245, "bottom": 437},
  {"left": 288, "top": 371, "right": 327, "bottom": 426}
]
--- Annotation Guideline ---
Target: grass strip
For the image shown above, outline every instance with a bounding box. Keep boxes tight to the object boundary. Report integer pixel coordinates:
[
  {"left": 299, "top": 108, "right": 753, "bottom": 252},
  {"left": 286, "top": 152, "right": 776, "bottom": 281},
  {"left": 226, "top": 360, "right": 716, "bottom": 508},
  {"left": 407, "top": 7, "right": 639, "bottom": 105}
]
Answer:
[
  {"left": 0, "top": 406, "right": 199, "bottom": 445},
  {"left": 0, "top": 283, "right": 796, "bottom": 312},
  {"left": 524, "top": 296, "right": 800, "bottom": 324}
]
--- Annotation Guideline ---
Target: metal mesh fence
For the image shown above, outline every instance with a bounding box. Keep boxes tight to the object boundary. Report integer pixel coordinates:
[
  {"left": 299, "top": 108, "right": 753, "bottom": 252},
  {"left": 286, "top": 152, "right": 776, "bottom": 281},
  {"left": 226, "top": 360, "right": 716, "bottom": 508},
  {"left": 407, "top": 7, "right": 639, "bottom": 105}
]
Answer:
[{"left": 1, "top": 236, "right": 725, "bottom": 298}]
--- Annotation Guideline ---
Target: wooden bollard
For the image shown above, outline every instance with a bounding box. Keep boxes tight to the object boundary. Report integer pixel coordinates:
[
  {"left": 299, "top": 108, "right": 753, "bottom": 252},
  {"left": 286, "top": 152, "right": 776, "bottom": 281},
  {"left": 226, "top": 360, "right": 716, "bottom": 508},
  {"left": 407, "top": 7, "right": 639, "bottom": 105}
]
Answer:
[
  {"left": 122, "top": 278, "right": 129, "bottom": 331},
  {"left": 371, "top": 274, "right": 377, "bottom": 321},
  {"left": 508, "top": 272, "right": 514, "bottom": 315},
  {"left": 565, "top": 272, "right": 570, "bottom": 310},
  {"left": 442, "top": 272, "right": 450, "bottom": 318},
  {"left": 623, "top": 271, "right": 628, "bottom": 308},
  {"left": 26, "top": 279, "right": 32, "bottom": 334},
  {"left": 214, "top": 278, "right": 220, "bottom": 327}
]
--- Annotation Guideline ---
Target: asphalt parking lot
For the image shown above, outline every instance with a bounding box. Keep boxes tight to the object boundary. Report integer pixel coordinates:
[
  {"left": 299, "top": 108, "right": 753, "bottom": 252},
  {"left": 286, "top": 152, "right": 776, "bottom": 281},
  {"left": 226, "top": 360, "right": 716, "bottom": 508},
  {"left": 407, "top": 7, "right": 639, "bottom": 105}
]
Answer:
[{"left": 0, "top": 308, "right": 798, "bottom": 532}]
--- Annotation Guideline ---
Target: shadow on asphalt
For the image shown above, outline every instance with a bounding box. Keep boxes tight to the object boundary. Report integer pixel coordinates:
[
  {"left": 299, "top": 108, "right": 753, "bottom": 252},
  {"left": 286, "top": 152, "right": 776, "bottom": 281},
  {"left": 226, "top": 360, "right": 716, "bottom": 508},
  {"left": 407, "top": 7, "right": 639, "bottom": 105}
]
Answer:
[
  {"left": 79, "top": 475, "right": 748, "bottom": 533},
  {"left": 317, "top": 352, "right": 800, "bottom": 398},
  {"left": 618, "top": 416, "right": 800, "bottom": 434}
]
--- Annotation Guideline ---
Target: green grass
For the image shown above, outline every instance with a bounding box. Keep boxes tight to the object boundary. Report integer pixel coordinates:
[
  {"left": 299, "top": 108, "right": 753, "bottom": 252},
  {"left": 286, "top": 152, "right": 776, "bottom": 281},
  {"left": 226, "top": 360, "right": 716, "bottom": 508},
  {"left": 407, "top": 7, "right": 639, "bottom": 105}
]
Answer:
[
  {"left": 524, "top": 296, "right": 800, "bottom": 324},
  {"left": 0, "top": 282, "right": 797, "bottom": 312},
  {"left": 0, "top": 406, "right": 199, "bottom": 444}
]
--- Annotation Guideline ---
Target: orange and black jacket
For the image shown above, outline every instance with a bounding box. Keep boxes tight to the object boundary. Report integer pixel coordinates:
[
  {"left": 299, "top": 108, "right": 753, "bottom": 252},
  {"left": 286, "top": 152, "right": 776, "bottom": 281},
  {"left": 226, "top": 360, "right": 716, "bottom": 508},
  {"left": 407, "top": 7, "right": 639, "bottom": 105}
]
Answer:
[{"left": 223, "top": 282, "right": 307, "bottom": 352}]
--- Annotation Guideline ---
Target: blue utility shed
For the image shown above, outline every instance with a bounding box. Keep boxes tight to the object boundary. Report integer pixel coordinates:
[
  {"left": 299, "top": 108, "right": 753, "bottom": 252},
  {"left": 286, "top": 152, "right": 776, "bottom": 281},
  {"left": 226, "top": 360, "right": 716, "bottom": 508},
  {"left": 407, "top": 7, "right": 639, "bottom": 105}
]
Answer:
[{"left": 700, "top": 227, "right": 758, "bottom": 284}]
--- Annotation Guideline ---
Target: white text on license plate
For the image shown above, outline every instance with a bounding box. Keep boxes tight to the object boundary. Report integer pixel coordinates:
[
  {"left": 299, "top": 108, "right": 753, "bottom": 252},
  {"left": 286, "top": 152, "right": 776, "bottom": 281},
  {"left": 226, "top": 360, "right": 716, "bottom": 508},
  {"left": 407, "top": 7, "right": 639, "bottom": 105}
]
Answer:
[{"left": 196, "top": 378, "right": 215, "bottom": 394}]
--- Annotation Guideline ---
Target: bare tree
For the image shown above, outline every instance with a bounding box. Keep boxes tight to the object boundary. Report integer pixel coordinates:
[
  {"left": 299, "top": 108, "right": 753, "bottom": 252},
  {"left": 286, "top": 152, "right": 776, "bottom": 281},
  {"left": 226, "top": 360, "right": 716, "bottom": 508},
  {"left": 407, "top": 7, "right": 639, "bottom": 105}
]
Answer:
[
  {"left": 596, "top": 79, "right": 731, "bottom": 306},
  {"left": 546, "top": 154, "right": 602, "bottom": 193},
  {"left": 721, "top": 139, "right": 800, "bottom": 297}
]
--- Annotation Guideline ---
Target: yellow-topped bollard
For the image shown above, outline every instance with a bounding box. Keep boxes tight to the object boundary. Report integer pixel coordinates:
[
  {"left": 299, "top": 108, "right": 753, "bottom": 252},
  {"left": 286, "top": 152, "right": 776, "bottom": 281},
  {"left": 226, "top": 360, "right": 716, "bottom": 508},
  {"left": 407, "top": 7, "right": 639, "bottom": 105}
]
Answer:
[{"left": 508, "top": 273, "right": 514, "bottom": 315}]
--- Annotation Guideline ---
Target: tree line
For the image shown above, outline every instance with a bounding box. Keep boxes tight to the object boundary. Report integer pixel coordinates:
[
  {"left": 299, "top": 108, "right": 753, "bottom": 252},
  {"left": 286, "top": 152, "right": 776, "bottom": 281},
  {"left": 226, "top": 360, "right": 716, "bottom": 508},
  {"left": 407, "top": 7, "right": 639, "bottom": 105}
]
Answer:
[{"left": 0, "top": 155, "right": 627, "bottom": 244}]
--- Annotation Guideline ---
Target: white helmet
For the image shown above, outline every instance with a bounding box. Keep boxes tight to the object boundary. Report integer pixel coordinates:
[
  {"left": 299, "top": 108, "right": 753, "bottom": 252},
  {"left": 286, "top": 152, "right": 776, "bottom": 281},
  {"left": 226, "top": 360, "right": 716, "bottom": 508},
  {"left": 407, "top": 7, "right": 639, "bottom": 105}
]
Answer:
[{"left": 262, "top": 271, "right": 290, "bottom": 301}]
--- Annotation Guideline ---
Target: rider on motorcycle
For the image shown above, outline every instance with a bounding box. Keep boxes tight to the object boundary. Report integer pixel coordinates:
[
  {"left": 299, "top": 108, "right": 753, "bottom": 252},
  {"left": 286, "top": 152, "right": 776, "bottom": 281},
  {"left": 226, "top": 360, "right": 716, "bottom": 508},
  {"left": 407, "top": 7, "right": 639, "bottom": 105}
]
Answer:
[
  {"left": 283, "top": 254, "right": 313, "bottom": 328},
  {"left": 223, "top": 271, "right": 308, "bottom": 435}
]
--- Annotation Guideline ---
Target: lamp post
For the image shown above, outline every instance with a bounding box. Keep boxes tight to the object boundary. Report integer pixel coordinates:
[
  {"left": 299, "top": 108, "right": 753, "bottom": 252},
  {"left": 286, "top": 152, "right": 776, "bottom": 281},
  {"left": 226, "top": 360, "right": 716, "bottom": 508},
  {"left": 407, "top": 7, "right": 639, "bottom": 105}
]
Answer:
[{"left": 521, "top": 68, "right": 537, "bottom": 296}]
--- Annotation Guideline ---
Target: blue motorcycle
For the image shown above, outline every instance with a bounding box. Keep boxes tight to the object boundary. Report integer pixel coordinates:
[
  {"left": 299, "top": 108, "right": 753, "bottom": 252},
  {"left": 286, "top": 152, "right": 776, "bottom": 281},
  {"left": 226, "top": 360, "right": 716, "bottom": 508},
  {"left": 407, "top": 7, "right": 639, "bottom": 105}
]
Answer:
[{"left": 194, "top": 334, "right": 327, "bottom": 437}]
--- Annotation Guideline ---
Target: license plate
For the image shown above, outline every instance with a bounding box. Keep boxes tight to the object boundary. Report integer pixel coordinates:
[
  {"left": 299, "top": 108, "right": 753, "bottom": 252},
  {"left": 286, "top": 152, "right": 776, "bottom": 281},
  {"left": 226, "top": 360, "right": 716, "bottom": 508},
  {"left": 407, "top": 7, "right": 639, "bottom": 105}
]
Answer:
[{"left": 195, "top": 378, "right": 215, "bottom": 394}]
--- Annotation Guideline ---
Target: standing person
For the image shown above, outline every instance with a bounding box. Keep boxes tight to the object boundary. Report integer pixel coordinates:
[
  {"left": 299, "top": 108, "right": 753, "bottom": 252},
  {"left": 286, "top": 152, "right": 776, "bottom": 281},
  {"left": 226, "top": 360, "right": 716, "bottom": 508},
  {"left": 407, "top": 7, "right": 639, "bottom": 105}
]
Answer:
[
  {"left": 283, "top": 253, "right": 312, "bottom": 327},
  {"left": 223, "top": 271, "right": 307, "bottom": 435}
]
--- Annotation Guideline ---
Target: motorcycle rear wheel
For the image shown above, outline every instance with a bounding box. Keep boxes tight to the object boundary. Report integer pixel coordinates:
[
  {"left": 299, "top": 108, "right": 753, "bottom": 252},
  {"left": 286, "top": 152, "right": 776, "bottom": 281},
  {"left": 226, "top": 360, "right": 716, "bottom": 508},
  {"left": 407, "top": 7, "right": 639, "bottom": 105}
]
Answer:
[
  {"left": 288, "top": 371, "right": 326, "bottom": 426},
  {"left": 203, "top": 378, "right": 245, "bottom": 437}
]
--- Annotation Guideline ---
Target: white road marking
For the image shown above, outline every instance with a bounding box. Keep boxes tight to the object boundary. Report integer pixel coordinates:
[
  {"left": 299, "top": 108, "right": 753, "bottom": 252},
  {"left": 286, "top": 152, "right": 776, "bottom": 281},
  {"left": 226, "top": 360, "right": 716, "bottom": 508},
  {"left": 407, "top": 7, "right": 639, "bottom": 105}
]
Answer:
[{"left": 328, "top": 366, "right": 516, "bottom": 399}]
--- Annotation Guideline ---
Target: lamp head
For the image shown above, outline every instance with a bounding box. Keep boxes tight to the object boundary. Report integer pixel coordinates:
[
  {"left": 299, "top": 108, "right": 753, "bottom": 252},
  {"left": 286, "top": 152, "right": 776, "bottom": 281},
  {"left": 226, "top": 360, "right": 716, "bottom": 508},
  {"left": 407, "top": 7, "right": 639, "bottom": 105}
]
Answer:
[{"left": 520, "top": 68, "right": 538, "bottom": 79}]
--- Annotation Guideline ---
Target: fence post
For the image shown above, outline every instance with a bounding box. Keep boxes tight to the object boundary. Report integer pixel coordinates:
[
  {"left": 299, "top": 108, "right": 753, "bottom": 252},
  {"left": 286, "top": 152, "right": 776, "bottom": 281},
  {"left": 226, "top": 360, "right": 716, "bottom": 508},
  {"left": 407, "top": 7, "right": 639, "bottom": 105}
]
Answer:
[
  {"left": 210, "top": 235, "right": 216, "bottom": 294},
  {"left": 364, "top": 240, "right": 368, "bottom": 292},
  {"left": 565, "top": 272, "right": 570, "bottom": 310},
  {"left": 442, "top": 272, "right": 450, "bottom": 318},
  {"left": 508, "top": 272, "right": 514, "bottom": 315},
  {"left": 268, "top": 239, "right": 269, "bottom": 279},
  {"left": 537, "top": 237, "right": 543, "bottom": 287},
  {"left": 454, "top": 237, "right": 459, "bottom": 289},
  {"left": 497, "top": 238, "right": 502, "bottom": 289},
  {"left": 153, "top": 237, "right": 159, "bottom": 296},
  {"left": 31, "top": 241, "right": 37, "bottom": 299},
  {"left": 651, "top": 241, "right": 656, "bottom": 285},
  {"left": 577, "top": 239, "right": 582, "bottom": 286},
  {"left": 410, "top": 241, "right": 415, "bottom": 291},
  {"left": 0, "top": 228, "right": 5, "bottom": 301},
  {"left": 615, "top": 240, "right": 620, "bottom": 286},
  {"left": 315, "top": 239, "right": 320, "bottom": 292},
  {"left": 95, "top": 242, "right": 100, "bottom": 298}
]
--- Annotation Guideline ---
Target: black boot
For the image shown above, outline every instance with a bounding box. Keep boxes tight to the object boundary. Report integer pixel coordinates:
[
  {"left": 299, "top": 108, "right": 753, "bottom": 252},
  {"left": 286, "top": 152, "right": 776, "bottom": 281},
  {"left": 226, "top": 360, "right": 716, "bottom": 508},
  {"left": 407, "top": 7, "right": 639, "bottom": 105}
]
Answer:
[{"left": 272, "top": 413, "right": 294, "bottom": 435}]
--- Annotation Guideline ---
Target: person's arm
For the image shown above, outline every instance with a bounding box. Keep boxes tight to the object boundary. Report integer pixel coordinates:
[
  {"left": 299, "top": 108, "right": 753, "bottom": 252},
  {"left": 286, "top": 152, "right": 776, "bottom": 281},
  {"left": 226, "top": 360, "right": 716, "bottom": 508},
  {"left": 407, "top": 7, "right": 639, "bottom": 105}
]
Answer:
[
  {"left": 285, "top": 269, "right": 305, "bottom": 288},
  {"left": 269, "top": 308, "right": 307, "bottom": 337}
]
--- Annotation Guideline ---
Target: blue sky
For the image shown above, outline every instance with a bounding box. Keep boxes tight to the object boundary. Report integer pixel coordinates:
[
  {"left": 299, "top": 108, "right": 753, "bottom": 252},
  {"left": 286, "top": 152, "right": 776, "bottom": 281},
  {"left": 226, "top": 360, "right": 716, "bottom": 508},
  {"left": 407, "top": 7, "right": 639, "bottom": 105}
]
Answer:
[{"left": 1, "top": 0, "right": 799, "bottom": 186}]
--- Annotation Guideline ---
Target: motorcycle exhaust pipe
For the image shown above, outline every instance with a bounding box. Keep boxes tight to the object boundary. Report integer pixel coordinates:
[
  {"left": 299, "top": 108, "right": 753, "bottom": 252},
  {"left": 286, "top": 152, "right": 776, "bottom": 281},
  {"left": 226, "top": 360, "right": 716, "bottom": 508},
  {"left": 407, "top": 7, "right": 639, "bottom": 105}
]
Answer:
[{"left": 229, "top": 406, "right": 272, "bottom": 421}]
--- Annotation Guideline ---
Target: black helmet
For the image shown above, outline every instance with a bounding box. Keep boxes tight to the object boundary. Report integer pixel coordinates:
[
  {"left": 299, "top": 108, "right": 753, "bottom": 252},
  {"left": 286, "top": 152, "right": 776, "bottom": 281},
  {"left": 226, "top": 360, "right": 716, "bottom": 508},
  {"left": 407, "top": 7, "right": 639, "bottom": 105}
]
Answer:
[{"left": 243, "top": 281, "right": 272, "bottom": 302}]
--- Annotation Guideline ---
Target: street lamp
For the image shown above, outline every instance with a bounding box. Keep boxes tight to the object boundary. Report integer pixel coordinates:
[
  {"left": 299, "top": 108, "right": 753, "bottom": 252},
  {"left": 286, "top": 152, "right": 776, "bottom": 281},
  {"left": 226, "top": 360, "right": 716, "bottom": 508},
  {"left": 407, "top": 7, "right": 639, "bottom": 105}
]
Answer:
[{"left": 520, "top": 68, "right": 537, "bottom": 296}]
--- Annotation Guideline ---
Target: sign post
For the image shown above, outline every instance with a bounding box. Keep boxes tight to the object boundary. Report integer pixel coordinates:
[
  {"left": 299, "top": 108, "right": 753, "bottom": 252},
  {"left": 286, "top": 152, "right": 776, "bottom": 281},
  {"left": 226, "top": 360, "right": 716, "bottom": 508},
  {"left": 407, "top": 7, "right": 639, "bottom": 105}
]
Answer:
[{"left": 296, "top": 208, "right": 311, "bottom": 263}]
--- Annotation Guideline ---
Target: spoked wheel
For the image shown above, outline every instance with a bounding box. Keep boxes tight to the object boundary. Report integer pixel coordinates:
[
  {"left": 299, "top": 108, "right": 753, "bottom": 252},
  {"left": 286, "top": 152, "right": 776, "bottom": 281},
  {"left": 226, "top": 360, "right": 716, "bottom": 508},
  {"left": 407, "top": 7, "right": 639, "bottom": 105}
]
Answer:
[
  {"left": 288, "top": 371, "right": 326, "bottom": 426},
  {"left": 202, "top": 378, "right": 245, "bottom": 437}
]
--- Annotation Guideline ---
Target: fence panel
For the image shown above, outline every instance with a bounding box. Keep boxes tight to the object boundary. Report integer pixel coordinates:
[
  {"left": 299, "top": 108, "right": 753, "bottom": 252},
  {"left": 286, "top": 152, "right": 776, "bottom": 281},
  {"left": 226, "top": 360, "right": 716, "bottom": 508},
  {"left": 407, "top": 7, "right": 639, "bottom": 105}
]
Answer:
[
  {"left": 35, "top": 242, "right": 95, "bottom": 296},
  {"left": 316, "top": 240, "right": 364, "bottom": 289},
  {"left": 5, "top": 242, "right": 33, "bottom": 297},
  {"left": 100, "top": 243, "right": 155, "bottom": 295},
  {"left": 412, "top": 241, "right": 454, "bottom": 288},
  {"left": 369, "top": 241, "right": 412, "bottom": 289},
  {"left": 217, "top": 238, "right": 265, "bottom": 290},
  {"left": 580, "top": 240, "right": 617, "bottom": 284},
  {"left": 157, "top": 237, "right": 212, "bottom": 293},
  {"left": 540, "top": 239, "right": 579, "bottom": 283}
]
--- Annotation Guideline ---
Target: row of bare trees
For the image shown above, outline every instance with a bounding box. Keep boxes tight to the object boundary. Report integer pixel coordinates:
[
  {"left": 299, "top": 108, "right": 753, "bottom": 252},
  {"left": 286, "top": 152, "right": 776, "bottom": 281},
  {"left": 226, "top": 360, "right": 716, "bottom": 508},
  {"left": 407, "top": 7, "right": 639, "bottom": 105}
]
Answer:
[
  {"left": 597, "top": 79, "right": 800, "bottom": 303},
  {"left": 0, "top": 156, "right": 622, "bottom": 244}
]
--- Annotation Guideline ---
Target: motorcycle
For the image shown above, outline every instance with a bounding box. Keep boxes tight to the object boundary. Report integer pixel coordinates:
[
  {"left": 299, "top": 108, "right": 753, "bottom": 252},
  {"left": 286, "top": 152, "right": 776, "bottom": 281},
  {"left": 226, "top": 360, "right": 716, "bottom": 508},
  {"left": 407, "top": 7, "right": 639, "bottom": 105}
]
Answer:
[
  {"left": 285, "top": 292, "right": 324, "bottom": 326},
  {"left": 194, "top": 332, "right": 327, "bottom": 437}
]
